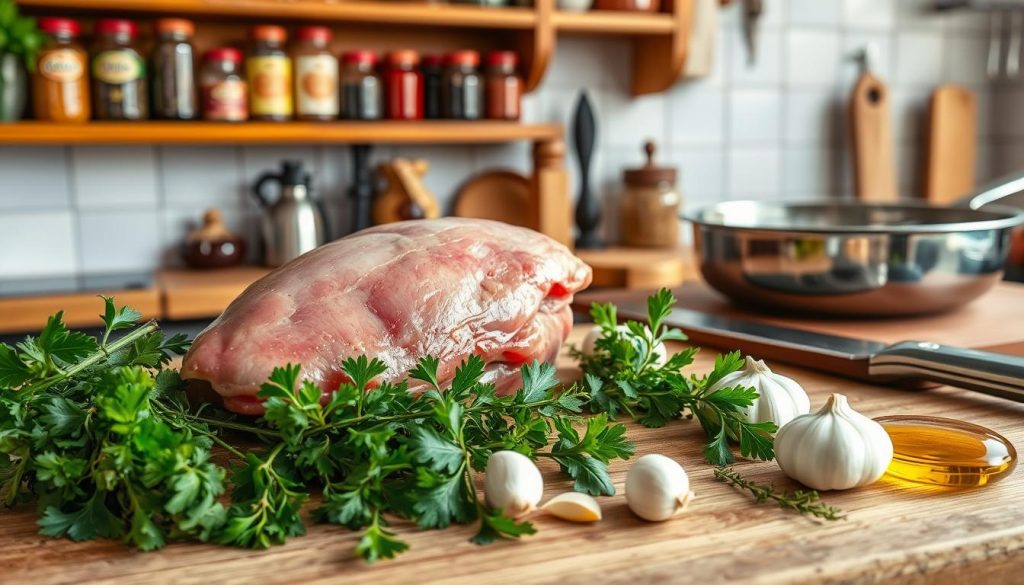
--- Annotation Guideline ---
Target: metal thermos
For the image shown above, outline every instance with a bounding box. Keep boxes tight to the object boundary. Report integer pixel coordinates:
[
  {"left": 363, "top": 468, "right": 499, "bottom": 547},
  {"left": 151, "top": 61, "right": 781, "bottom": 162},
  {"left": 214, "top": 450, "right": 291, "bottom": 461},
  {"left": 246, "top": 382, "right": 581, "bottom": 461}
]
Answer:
[{"left": 252, "top": 160, "right": 327, "bottom": 267}]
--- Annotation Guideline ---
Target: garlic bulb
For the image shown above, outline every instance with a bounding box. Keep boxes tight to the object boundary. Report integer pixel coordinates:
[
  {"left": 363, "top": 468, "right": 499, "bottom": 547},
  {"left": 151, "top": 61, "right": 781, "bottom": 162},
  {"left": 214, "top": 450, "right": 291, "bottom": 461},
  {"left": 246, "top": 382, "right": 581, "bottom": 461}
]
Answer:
[
  {"left": 580, "top": 325, "right": 667, "bottom": 366},
  {"left": 541, "top": 492, "right": 602, "bottom": 523},
  {"left": 774, "top": 393, "right": 894, "bottom": 491},
  {"left": 707, "top": 356, "right": 810, "bottom": 428},
  {"left": 484, "top": 451, "right": 544, "bottom": 517},
  {"left": 625, "top": 454, "right": 694, "bottom": 522}
]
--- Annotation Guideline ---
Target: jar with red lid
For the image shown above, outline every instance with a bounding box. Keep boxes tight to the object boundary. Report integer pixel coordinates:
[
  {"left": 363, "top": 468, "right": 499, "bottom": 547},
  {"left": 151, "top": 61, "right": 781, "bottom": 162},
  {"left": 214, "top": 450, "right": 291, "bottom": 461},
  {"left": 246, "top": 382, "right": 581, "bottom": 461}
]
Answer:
[
  {"left": 33, "top": 17, "right": 90, "bottom": 122},
  {"left": 201, "top": 48, "right": 248, "bottom": 122},
  {"left": 247, "top": 25, "right": 292, "bottom": 121},
  {"left": 91, "top": 19, "right": 147, "bottom": 120},
  {"left": 340, "top": 50, "right": 381, "bottom": 120},
  {"left": 484, "top": 51, "right": 520, "bottom": 120},
  {"left": 441, "top": 50, "right": 482, "bottom": 120},
  {"left": 384, "top": 50, "right": 423, "bottom": 120},
  {"left": 292, "top": 26, "right": 338, "bottom": 121}
]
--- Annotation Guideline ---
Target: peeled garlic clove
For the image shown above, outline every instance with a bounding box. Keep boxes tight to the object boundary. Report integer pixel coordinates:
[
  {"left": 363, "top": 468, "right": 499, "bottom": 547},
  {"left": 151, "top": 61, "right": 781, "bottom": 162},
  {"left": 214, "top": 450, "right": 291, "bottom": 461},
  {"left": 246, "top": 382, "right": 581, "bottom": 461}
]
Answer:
[
  {"left": 581, "top": 325, "right": 667, "bottom": 366},
  {"left": 625, "top": 454, "right": 694, "bottom": 522},
  {"left": 484, "top": 451, "right": 544, "bottom": 517},
  {"left": 541, "top": 492, "right": 602, "bottom": 523}
]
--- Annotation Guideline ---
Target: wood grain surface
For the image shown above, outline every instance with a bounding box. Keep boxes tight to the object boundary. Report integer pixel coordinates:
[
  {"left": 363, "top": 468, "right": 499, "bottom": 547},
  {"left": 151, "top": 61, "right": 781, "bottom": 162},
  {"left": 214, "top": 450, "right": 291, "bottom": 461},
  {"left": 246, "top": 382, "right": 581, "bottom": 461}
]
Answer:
[{"left": 1, "top": 326, "right": 1022, "bottom": 584}]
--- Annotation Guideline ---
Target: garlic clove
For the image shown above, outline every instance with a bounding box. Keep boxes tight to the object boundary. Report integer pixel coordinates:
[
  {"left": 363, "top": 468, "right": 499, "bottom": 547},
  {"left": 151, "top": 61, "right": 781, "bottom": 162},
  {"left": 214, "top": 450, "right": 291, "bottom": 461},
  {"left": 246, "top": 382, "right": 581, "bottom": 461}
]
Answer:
[
  {"left": 625, "top": 454, "right": 693, "bottom": 522},
  {"left": 484, "top": 451, "right": 544, "bottom": 517},
  {"left": 540, "top": 492, "right": 603, "bottom": 522}
]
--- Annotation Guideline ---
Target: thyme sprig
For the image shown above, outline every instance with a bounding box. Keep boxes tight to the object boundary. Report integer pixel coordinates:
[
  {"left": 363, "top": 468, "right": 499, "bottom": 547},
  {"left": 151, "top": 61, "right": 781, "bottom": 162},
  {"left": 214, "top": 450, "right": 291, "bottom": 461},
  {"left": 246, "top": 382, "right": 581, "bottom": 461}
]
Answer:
[{"left": 713, "top": 467, "right": 844, "bottom": 521}]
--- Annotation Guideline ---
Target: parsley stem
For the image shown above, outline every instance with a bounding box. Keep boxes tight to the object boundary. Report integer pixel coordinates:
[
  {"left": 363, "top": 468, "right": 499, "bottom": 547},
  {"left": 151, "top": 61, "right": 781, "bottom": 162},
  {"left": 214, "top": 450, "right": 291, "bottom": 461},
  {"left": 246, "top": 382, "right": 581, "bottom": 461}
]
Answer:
[{"left": 24, "top": 322, "right": 160, "bottom": 395}]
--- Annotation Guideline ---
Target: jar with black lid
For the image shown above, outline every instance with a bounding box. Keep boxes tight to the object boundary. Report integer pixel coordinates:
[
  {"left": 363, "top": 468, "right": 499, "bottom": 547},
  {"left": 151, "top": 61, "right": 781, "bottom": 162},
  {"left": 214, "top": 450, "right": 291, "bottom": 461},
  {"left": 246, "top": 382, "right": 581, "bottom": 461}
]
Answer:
[
  {"left": 152, "top": 18, "right": 197, "bottom": 120},
  {"left": 91, "top": 19, "right": 148, "bottom": 120},
  {"left": 340, "top": 50, "right": 381, "bottom": 120},
  {"left": 441, "top": 50, "right": 482, "bottom": 120},
  {"left": 422, "top": 54, "right": 443, "bottom": 120}
]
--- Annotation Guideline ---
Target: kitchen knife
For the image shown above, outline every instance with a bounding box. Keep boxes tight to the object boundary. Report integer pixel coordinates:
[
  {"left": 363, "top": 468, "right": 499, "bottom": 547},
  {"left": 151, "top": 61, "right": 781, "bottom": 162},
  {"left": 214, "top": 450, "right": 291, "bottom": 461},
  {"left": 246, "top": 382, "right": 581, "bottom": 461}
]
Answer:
[{"left": 613, "top": 302, "right": 1024, "bottom": 404}]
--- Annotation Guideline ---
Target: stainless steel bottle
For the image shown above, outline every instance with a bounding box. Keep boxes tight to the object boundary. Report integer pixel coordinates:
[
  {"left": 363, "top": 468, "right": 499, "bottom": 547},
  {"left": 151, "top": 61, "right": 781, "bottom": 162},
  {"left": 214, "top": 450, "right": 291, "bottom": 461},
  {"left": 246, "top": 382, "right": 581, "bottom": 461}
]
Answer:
[{"left": 252, "top": 160, "right": 327, "bottom": 267}]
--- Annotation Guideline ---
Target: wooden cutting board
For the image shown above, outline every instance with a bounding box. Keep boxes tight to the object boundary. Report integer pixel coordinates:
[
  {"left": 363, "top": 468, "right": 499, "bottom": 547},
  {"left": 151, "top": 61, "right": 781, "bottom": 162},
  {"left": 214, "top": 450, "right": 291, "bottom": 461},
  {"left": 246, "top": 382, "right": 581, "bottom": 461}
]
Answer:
[
  {"left": 2, "top": 325, "right": 1024, "bottom": 584},
  {"left": 923, "top": 85, "right": 977, "bottom": 204},
  {"left": 850, "top": 67, "right": 898, "bottom": 202}
]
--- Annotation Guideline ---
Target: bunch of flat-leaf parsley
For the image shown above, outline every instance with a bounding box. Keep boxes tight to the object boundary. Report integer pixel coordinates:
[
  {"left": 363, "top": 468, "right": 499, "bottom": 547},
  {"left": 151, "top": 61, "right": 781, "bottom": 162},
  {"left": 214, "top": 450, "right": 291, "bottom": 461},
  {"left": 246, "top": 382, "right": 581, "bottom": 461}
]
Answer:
[{"left": 0, "top": 298, "right": 635, "bottom": 562}]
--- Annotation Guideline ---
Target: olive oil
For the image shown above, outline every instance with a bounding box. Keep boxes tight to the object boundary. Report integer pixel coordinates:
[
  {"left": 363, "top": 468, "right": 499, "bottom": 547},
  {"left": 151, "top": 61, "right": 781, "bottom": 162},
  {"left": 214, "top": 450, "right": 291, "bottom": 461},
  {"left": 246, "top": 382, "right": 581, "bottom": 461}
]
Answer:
[{"left": 875, "top": 416, "right": 1017, "bottom": 488}]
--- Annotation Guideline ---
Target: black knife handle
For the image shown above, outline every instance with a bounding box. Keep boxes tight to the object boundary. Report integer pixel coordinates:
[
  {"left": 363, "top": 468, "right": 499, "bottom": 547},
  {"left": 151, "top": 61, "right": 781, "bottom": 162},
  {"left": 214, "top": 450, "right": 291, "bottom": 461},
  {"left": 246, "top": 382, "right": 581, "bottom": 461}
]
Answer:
[{"left": 869, "top": 341, "right": 1024, "bottom": 403}]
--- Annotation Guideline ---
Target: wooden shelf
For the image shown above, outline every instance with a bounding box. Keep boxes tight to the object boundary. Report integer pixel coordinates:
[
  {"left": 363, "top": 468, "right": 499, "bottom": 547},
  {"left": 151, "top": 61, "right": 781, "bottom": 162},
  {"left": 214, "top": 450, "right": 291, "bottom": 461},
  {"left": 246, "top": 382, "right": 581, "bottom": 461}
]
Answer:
[
  {"left": 19, "top": 0, "right": 537, "bottom": 29},
  {"left": 553, "top": 10, "right": 675, "bottom": 35},
  {"left": 0, "top": 121, "right": 563, "bottom": 145}
]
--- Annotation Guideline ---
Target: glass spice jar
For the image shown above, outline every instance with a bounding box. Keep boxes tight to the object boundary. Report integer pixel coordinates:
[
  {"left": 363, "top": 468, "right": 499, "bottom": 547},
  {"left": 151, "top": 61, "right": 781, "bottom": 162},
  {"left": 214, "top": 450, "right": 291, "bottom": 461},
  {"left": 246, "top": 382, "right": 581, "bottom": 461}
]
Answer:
[
  {"left": 246, "top": 25, "right": 292, "bottom": 121},
  {"left": 33, "top": 17, "right": 90, "bottom": 122},
  {"left": 442, "top": 50, "right": 482, "bottom": 120},
  {"left": 292, "top": 26, "right": 338, "bottom": 121},
  {"left": 384, "top": 50, "right": 423, "bottom": 120},
  {"left": 422, "top": 54, "right": 443, "bottom": 120},
  {"left": 484, "top": 50, "right": 520, "bottom": 120},
  {"left": 619, "top": 141, "right": 682, "bottom": 249},
  {"left": 91, "top": 19, "right": 148, "bottom": 120},
  {"left": 200, "top": 48, "right": 248, "bottom": 122},
  {"left": 340, "top": 50, "right": 381, "bottom": 120},
  {"left": 152, "top": 18, "right": 197, "bottom": 120}
]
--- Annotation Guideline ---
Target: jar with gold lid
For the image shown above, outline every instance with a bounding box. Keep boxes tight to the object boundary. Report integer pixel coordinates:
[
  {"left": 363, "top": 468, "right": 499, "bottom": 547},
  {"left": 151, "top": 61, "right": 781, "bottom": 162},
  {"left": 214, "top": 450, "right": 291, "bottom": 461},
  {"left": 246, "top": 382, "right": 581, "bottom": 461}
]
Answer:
[{"left": 620, "top": 141, "right": 681, "bottom": 248}]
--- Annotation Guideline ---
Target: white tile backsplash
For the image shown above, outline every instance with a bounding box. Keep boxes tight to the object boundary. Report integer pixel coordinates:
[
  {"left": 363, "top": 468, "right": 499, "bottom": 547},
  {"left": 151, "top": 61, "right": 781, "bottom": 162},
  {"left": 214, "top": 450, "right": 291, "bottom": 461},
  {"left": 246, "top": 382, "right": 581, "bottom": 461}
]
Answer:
[
  {"left": 0, "top": 147, "right": 71, "bottom": 211},
  {"left": 0, "top": 9, "right": 1001, "bottom": 281},
  {"left": 72, "top": 146, "right": 159, "bottom": 210},
  {"left": 0, "top": 212, "right": 77, "bottom": 278},
  {"left": 729, "top": 89, "right": 782, "bottom": 144}
]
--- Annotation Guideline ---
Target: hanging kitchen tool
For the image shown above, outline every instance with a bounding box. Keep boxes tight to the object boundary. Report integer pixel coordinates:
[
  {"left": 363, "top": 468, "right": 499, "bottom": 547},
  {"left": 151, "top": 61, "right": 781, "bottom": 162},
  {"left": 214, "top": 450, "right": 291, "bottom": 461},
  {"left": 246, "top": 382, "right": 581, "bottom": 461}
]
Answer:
[
  {"left": 849, "top": 45, "right": 898, "bottom": 203},
  {"left": 373, "top": 158, "right": 439, "bottom": 224},
  {"left": 252, "top": 160, "right": 327, "bottom": 267},
  {"left": 572, "top": 91, "right": 602, "bottom": 249},
  {"left": 741, "top": 0, "right": 762, "bottom": 66},
  {"left": 936, "top": 1, "right": 1024, "bottom": 79},
  {"left": 454, "top": 170, "right": 532, "bottom": 227},
  {"left": 923, "top": 85, "right": 977, "bottom": 204}
]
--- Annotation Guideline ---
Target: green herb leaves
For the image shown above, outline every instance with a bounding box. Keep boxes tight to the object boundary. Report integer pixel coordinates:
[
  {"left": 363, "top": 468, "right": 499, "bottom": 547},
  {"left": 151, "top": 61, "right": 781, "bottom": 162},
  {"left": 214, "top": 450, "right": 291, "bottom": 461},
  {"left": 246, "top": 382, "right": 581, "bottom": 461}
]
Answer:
[{"left": 578, "top": 288, "right": 775, "bottom": 466}]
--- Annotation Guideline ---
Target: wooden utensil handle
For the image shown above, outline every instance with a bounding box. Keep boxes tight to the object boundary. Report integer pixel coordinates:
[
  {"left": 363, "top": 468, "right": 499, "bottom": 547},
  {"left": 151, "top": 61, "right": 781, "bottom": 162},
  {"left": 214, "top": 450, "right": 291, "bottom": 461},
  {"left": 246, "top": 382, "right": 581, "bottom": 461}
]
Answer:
[
  {"left": 850, "top": 72, "right": 898, "bottom": 202},
  {"left": 870, "top": 341, "right": 1024, "bottom": 403}
]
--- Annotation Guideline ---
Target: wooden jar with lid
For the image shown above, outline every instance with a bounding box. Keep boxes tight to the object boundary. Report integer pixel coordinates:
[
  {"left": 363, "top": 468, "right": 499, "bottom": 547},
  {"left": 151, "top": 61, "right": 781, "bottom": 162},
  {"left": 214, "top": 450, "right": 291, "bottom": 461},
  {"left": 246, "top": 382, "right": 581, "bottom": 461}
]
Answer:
[{"left": 620, "top": 141, "right": 681, "bottom": 248}]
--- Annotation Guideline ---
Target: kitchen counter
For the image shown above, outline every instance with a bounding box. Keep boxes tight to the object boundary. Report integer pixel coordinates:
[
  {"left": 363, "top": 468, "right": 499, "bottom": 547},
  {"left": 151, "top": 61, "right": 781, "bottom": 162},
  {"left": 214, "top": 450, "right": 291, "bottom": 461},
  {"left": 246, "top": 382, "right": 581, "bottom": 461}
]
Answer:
[{"left": 1, "top": 325, "right": 1022, "bottom": 584}]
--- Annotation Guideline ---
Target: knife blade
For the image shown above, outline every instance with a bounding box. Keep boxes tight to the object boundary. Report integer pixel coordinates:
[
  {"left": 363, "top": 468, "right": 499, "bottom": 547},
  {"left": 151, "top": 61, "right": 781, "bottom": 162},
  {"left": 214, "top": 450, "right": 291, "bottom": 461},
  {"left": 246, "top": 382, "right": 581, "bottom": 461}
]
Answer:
[{"left": 613, "top": 301, "right": 1024, "bottom": 404}]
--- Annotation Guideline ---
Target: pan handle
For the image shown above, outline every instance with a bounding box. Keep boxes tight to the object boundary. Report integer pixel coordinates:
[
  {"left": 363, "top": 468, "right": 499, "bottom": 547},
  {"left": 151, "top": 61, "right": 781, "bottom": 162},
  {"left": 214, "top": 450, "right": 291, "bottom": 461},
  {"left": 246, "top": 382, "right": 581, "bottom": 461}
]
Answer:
[
  {"left": 868, "top": 341, "right": 1024, "bottom": 403},
  {"left": 954, "top": 169, "right": 1024, "bottom": 210}
]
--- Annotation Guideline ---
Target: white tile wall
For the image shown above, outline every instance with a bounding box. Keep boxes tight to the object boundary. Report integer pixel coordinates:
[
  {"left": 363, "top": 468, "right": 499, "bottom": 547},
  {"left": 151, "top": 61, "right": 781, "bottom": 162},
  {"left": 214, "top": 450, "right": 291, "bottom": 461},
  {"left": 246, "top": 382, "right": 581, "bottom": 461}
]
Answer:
[{"left": 0, "top": 0, "right": 1006, "bottom": 282}]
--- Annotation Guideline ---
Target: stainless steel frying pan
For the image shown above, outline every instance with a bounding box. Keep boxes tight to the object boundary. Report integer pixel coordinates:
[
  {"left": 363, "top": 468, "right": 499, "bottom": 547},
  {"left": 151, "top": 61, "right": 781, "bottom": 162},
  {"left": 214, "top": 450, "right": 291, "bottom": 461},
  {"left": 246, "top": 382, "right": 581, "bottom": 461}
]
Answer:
[{"left": 685, "top": 172, "right": 1024, "bottom": 316}]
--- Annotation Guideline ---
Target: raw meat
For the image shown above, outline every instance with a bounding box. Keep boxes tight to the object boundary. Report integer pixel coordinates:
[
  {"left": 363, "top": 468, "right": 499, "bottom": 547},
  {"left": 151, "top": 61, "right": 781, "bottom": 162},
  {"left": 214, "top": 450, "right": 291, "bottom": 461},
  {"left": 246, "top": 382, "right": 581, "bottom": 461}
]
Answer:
[{"left": 181, "top": 218, "right": 592, "bottom": 414}]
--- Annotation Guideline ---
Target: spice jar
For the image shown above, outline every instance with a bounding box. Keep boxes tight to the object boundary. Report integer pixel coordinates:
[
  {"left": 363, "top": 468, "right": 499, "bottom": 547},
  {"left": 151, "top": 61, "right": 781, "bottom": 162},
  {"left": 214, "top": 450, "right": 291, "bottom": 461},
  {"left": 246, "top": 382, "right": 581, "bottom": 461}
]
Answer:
[
  {"left": 91, "top": 19, "right": 147, "bottom": 120},
  {"left": 484, "top": 51, "right": 520, "bottom": 120},
  {"left": 33, "top": 18, "right": 89, "bottom": 122},
  {"left": 292, "top": 26, "right": 338, "bottom": 121},
  {"left": 246, "top": 25, "right": 292, "bottom": 121},
  {"left": 422, "top": 54, "right": 443, "bottom": 119},
  {"left": 384, "top": 50, "right": 423, "bottom": 120},
  {"left": 152, "top": 18, "right": 197, "bottom": 120},
  {"left": 442, "top": 50, "right": 483, "bottom": 120},
  {"left": 340, "top": 50, "right": 381, "bottom": 120},
  {"left": 200, "top": 48, "right": 248, "bottom": 122},
  {"left": 620, "top": 141, "right": 681, "bottom": 248}
]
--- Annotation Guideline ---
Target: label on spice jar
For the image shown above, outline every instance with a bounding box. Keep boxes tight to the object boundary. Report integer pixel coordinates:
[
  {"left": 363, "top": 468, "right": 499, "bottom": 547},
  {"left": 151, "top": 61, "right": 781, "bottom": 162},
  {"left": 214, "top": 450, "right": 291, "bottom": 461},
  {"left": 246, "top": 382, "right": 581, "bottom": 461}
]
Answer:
[
  {"left": 39, "top": 50, "right": 84, "bottom": 83},
  {"left": 295, "top": 54, "right": 338, "bottom": 117},
  {"left": 93, "top": 51, "right": 143, "bottom": 84},
  {"left": 203, "top": 79, "right": 248, "bottom": 121},
  {"left": 247, "top": 55, "right": 292, "bottom": 117}
]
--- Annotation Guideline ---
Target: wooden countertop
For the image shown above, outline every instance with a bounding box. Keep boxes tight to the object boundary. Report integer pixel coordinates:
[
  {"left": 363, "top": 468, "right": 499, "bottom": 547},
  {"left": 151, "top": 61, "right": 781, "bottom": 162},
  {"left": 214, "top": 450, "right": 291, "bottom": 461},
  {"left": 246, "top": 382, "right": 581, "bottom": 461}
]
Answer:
[{"left": 2, "top": 324, "right": 1023, "bottom": 584}]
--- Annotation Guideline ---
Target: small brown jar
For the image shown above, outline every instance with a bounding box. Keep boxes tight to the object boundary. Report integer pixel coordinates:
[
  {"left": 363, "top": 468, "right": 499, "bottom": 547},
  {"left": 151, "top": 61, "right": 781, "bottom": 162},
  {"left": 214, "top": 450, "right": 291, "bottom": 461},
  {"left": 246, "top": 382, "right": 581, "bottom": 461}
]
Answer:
[
  {"left": 91, "top": 19, "right": 148, "bottom": 120},
  {"left": 293, "top": 26, "right": 338, "bottom": 121},
  {"left": 620, "top": 141, "right": 681, "bottom": 249},
  {"left": 183, "top": 208, "right": 247, "bottom": 269},
  {"left": 246, "top": 25, "right": 293, "bottom": 121},
  {"left": 484, "top": 50, "right": 520, "bottom": 120},
  {"left": 33, "top": 18, "right": 90, "bottom": 122}
]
